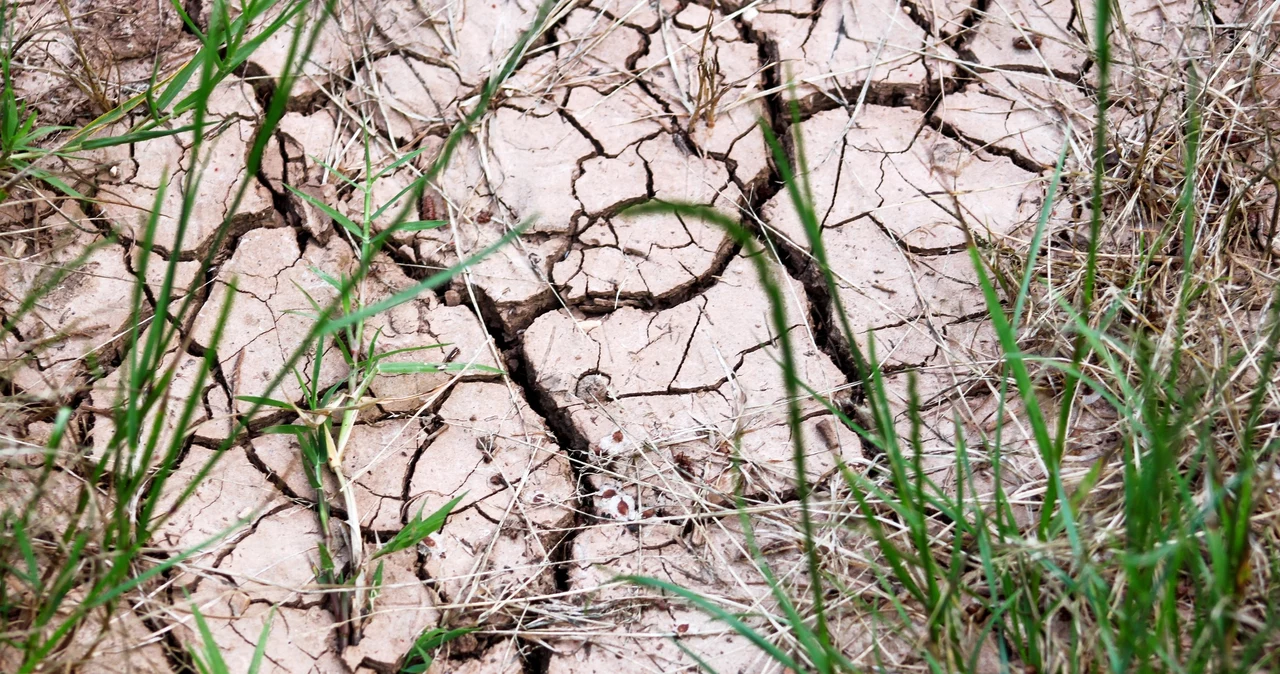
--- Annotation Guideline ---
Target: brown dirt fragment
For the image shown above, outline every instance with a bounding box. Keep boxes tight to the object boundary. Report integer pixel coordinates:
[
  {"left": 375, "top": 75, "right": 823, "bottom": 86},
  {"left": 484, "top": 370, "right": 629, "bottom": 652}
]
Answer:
[
  {"left": 170, "top": 588, "right": 346, "bottom": 674},
  {"left": 426, "top": 638, "right": 525, "bottom": 674},
  {"left": 152, "top": 444, "right": 288, "bottom": 553},
  {"left": 763, "top": 104, "right": 1044, "bottom": 368},
  {"left": 94, "top": 83, "right": 282, "bottom": 257},
  {"left": 10, "top": 0, "right": 1251, "bottom": 671},
  {"left": 545, "top": 516, "right": 805, "bottom": 674},
  {"left": 525, "top": 252, "right": 858, "bottom": 503},
  {"left": 5, "top": 0, "right": 194, "bottom": 125},
  {"left": 410, "top": 381, "right": 576, "bottom": 607},
  {"left": 190, "top": 227, "right": 347, "bottom": 417},
  {"left": 0, "top": 598, "right": 174, "bottom": 674},
  {"left": 413, "top": 0, "right": 774, "bottom": 334},
  {"left": 934, "top": 71, "right": 1092, "bottom": 169},
  {"left": 1, "top": 199, "right": 135, "bottom": 398},
  {"left": 744, "top": 0, "right": 952, "bottom": 108}
]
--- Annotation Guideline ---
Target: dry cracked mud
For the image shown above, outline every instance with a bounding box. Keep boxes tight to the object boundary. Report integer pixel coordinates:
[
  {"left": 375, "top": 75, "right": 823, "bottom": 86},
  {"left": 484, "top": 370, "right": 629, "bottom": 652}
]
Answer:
[{"left": 0, "top": 0, "right": 1241, "bottom": 671}]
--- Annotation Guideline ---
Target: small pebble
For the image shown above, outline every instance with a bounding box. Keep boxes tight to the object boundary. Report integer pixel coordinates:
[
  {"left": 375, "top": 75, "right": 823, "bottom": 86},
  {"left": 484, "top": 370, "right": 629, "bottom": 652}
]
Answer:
[{"left": 1013, "top": 34, "right": 1043, "bottom": 50}]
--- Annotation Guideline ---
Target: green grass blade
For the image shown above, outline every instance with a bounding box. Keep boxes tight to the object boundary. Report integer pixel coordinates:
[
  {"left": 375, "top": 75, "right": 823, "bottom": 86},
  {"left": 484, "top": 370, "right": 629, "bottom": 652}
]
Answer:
[
  {"left": 374, "top": 361, "right": 502, "bottom": 375},
  {"left": 401, "top": 626, "right": 476, "bottom": 673},
  {"left": 248, "top": 607, "right": 275, "bottom": 674},
  {"left": 620, "top": 575, "right": 802, "bottom": 671},
  {"left": 286, "top": 183, "right": 364, "bottom": 238},
  {"left": 374, "top": 494, "right": 464, "bottom": 559},
  {"left": 320, "top": 226, "right": 525, "bottom": 337},
  {"left": 186, "top": 595, "right": 230, "bottom": 674}
]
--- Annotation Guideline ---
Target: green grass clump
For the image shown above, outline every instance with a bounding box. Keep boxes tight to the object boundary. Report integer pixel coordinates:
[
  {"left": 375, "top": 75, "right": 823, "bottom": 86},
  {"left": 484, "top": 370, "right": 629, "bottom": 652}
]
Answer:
[
  {"left": 621, "top": 2, "right": 1280, "bottom": 672},
  {"left": 0, "top": 0, "right": 553, "bottom": 669},
  {"left": 1, "top": 1, "right": 330, "bottom": 669},
  {"left": 1, "top": 0, "right": 1276, "bottom": 671}
]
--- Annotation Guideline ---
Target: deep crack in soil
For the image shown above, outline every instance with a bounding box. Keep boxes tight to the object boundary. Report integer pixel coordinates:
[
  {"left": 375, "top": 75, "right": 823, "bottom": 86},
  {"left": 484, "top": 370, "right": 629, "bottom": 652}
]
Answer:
[{"left": 3, "top": 0, "right": 1262, "bottom": 672}]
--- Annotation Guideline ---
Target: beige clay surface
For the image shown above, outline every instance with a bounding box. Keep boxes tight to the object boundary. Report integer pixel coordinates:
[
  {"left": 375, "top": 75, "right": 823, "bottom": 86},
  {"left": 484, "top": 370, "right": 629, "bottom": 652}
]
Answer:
[{"left": 0, "top": 0, "right": 1246, "bottom": 671}]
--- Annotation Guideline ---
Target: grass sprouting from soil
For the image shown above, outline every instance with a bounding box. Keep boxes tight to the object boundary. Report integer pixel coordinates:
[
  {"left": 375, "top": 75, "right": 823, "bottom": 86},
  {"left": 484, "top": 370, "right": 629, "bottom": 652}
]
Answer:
[
  {"left": 1, "top": 1, "right": 334, "bottom": 669},
  {"left": 0, "top": 0, "right": 1278, "bottom": 672},
  {"left": 0, "top": 0, "right": 556, "bottom": 669},
  {"left": 621, "top": 2, "right": 1280, "bottom": 672}
]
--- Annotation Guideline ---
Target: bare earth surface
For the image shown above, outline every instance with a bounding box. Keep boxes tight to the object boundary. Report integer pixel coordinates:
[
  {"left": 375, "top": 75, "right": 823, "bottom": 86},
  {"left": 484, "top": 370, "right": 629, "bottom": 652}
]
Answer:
[{"left": 0, "top": 0, "right": 1255, "bottom": 672}]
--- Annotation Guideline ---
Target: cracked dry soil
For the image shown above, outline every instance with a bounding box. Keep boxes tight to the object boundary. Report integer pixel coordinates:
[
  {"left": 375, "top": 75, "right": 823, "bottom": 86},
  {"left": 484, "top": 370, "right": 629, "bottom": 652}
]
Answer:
[{"left": 0, "top": 0, "right": 1242, "bottom": 671}]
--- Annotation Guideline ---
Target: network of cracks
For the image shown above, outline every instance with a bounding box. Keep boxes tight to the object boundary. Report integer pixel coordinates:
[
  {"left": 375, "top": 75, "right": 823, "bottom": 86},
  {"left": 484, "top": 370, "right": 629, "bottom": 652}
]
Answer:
[{"left": 0, "top": 0, "right": 1237, "bottom": 671}]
